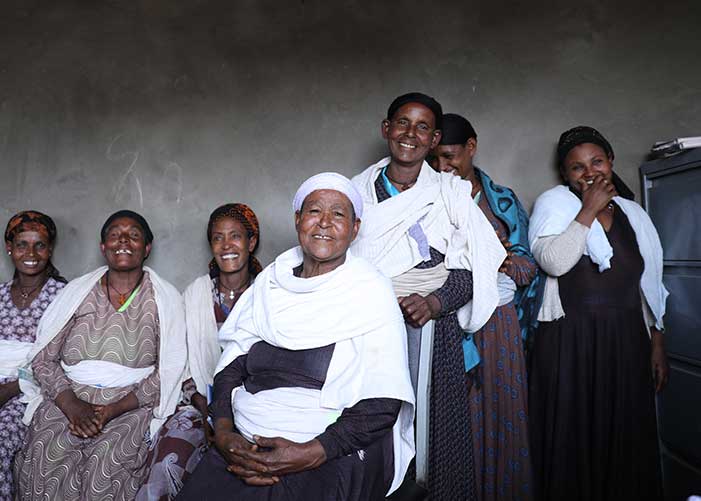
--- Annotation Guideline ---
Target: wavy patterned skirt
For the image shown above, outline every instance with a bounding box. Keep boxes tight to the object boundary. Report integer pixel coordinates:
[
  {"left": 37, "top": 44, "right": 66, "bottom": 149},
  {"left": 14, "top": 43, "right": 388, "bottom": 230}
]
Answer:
[{"left": 14, "top": 382, "right": 153, "bottom": 501}]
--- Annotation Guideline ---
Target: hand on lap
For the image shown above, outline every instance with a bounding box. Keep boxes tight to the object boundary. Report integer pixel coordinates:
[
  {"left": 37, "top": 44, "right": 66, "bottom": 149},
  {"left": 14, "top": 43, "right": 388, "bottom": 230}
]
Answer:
[
  {"left": 63, "top": 396, "right": 101, "bottom": 438},
  {"left": 216, "top": 430, "right": 279, "bottom": 484},
  {"left": 233, "top": 435, "right": 327, "bottom": 477}
]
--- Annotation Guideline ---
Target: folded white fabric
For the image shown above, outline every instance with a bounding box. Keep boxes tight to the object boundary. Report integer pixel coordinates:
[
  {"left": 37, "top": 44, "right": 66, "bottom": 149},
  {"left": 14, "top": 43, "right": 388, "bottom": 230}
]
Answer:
[
  {"left": 60, "top": 360, "right": 154, "bottom": 388},
  {"left": 529, "top": 185, "right": 668, "bottom": 329},
  {"left": 0, "top": 340, "right": 33, "bottom": 379},
  {"left": 351, "top": 157, "right": 506, "bottom": 333}
]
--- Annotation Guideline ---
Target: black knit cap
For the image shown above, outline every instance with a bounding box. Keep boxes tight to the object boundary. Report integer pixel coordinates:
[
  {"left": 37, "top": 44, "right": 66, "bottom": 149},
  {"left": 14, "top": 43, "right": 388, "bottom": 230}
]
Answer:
[
  {"left": 438, "top": 113, "right": 477, "bottom": 145},
  {"left": 387, "top": 92, "right": 443, "bottom": 130},
  {"left": 557, "top": 125, "right": 614, "bottom": 165},
  {"left": 100, "top": 210, "right": 154, "bottom": 244}
]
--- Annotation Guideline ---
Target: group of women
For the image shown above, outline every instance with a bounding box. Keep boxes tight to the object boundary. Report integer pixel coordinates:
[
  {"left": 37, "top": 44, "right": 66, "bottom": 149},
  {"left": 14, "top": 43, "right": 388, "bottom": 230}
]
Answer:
[{"left": 0, "top": 92, "right": 669, "bottom": 501}]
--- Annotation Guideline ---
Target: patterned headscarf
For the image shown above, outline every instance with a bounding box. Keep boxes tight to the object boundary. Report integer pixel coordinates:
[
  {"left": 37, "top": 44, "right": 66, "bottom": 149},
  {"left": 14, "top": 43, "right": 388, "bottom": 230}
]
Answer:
[
  {"left": 207, "top": 203, "right": 262, "bottom": 277},
  {"left": 4, "top": 210, "right": 66, "bottom": 283}
]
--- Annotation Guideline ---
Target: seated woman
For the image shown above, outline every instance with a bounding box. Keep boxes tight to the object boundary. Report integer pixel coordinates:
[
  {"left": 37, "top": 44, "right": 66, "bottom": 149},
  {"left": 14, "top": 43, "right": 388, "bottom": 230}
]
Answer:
[
  {"left": 14, "top": 210, "right": 187, "bottom": 501},
  {"left": 528, "top": 126, "right": 668, "bottom": 500},
  {"left": 351, "top": 93, "right": 505, "bottom": 500},
  {"left": 177, "top": 173, "right": 415, "bottom": 501},
  {"left": 0, "top": 211, "right": 66, "bottom": 500},
  {"left": 431, "top": 113, "right": 539, "bottom": 501},
  {"left": 137, "top": 204, "right": 262, "bottom": 501}
]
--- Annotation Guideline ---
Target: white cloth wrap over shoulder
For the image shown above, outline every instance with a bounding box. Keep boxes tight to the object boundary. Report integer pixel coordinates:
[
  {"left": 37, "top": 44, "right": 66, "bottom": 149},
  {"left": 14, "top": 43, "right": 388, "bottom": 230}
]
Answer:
[
  {"left": 217, "top": 247, "right": 416, "bottom": 496},
  {"left": 351, "top": 157, "right": 506, "bottom": 333},
  {"left": 183, "top": 274, "right": 220, "bottom": 396},
  {"left": 21, "top": 266, "right": 187, "bottom": 437},
  {"left": 528, "top": 185, "right": 668, "bottom": 329}
]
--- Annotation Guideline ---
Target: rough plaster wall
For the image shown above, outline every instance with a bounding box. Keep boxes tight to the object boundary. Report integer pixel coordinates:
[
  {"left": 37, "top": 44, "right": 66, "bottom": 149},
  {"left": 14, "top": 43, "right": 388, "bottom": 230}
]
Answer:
[{"left": 1, "top": 0, "right": 699, "bottom": 288}]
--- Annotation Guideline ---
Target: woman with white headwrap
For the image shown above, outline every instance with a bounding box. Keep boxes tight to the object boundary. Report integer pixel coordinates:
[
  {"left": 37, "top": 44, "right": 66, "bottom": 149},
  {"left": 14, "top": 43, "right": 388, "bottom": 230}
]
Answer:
[{"left": 177, "top": 173, "right": 415, "bottom": 501}]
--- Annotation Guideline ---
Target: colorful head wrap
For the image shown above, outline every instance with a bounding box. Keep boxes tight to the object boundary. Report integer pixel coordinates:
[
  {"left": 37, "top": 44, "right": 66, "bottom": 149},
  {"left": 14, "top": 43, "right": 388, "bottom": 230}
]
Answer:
[
  {"left": 101, "top": 210, "right": 154, "bottom": 245},
  {"left": 293, "top": 172, "right": 363, "bottom": 220},
  {"left": 557, "top": 125, "right": 614, "bottom": 165},
  {"left": 207, "top": 203, "right": 262, "bottom": 276},
  {"left": 386, "top": 92, "right": 443, "bottom": 130},
  {"left": 4, "top": 210, "right": 66, "bottom": 283},
  {"left": 438, "top": 113, "right": 477, "bottom": 145}
]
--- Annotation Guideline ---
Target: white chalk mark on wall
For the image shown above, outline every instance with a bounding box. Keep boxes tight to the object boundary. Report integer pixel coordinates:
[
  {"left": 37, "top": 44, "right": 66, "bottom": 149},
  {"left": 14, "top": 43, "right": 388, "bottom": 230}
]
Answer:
[
  {"left": 164, "top": 161, "right": 183, "bottom": 204},
  {"left": 106, "top": 134, "right": 143, "bottom": 207}
]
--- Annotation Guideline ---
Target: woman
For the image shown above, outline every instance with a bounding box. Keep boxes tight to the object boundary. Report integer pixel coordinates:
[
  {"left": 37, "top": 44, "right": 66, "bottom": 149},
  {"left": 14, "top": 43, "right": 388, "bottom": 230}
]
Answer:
[
  {"left": 528, "top": 126, "right": 668, "bottom": 501},
  {"left": 0, "top": 211, "right": 66, "bottom": 500},
  {"left": 351, "top": 94, "right": 506, "bottom": 501},
  {"left": 431, "top": 113, "right": 539, "bottom": 501},
  {"left": 14, "top": 210, "right": 187, "bottom": 501},
  {"left": 137, "top": 204, "right": 262, "bottom": 501},
  {"left": 177, "top": 172, "right": 415, "bottom": 501}
]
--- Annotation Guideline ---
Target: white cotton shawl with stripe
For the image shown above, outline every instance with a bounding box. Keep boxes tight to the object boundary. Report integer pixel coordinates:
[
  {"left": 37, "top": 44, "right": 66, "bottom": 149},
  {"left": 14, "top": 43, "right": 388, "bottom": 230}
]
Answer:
[
  {"left": 216, "top": 247, "right": 416, "bottom": 496},
  {"left": 350, "top": 157, "right": 506, "bottom": 333},
  {"left": 21, "top": 266, "right": 187, "bottom": 437}
]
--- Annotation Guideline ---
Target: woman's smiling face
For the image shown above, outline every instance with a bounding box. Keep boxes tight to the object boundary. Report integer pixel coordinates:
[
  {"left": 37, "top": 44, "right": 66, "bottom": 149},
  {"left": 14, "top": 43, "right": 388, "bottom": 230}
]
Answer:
[
  {"left": 295, "top": 189, "right": 360, "bottom": 275},
  {"left": 561, "top": 142, "right": 613, "bottom": 193},
  {"left": 382, "top": 102, "right": 441, "bottom": 168}
]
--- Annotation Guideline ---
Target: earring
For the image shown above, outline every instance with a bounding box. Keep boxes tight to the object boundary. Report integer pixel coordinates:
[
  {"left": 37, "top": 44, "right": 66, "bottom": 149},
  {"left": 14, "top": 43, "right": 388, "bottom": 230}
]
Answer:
[{"left": 7, "top": 251, "right": 11, "bottom": 256}]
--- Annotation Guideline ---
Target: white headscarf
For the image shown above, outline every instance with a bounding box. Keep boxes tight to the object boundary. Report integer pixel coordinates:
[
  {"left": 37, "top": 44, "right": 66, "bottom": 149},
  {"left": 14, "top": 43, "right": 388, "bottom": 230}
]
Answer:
[{"left": 292, "top": 172, "right": 364, "bottom": 219}]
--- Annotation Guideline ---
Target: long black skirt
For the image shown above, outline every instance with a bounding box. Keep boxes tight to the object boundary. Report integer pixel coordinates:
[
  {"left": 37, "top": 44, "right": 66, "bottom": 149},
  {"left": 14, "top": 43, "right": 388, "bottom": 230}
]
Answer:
[
  {"left": 176, "top": 431, "right": 392, "bottom": 501},
  {"left": 529, "top": 307, "right": 662, "bottom": 500}
]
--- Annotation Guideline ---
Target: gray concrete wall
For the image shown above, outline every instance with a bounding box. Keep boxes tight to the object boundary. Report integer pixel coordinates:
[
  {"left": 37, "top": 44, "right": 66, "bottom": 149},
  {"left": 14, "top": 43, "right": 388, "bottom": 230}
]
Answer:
[{"left": 1, "top": 0, "right": 699, "bottom": 288}]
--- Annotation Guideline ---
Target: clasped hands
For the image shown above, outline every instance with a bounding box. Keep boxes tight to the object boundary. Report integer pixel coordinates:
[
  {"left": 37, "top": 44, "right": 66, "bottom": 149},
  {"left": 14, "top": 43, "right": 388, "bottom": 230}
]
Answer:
[
  {"left": 56, "top": 389, "right": 133, "bottom": 439},
  {"left": 215, "top": 428, "right": 326, "bottom": 486}
]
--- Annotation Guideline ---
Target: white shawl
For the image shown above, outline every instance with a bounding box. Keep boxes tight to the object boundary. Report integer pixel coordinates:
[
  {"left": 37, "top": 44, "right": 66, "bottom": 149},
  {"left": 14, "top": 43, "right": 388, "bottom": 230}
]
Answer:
[
  {"left": 351, "top": 157, "right": 506, "bottom": 332},
  {"left": 183, "top": 274, "right": 220, "bottom": 396},
  {"left": 22, "top": 266, "right": 187, "bottom": 437},
  {"left": 216, "top": 247, "right": 416, "bottom": 495},
  {"left": 0, "top": 340, "right": 34, "bottom": 379},
  {"left": 529, "top": 185, "right": 668, "bottom": 329}
]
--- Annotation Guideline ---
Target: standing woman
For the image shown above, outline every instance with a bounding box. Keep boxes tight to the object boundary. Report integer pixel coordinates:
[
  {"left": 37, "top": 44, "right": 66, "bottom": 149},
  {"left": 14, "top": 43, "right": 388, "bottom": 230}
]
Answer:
[
  {"left": 137, "top": 203, "right": 261, "bottom": 501},
  {"left": 14, "top": 210, "right": 186, "bottom": 501},
  {"left": 528, "top": 126, "right": 668, "bottom": 501},
  {"left": 432, "top": 114, "right": 539, "bottom": 501},
  {"left": 0, "top": 211, "right": 66, "bottom": 500},
  {"left": 351, "top": 93, "right": 506, "bottom": 500}
]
